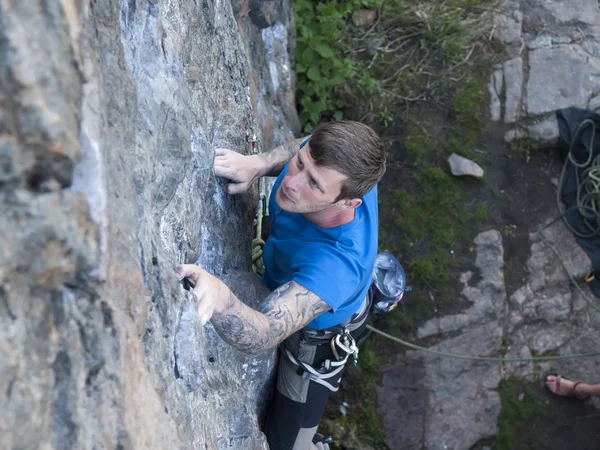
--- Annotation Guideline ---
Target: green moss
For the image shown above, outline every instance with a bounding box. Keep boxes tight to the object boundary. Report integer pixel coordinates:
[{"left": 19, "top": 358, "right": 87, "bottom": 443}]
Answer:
[
  {"left": 497, "top": 378, "right": 549, "bottom": 450},
  {"left": 510, "top": 138, "right": 534, "bottom": 163}
]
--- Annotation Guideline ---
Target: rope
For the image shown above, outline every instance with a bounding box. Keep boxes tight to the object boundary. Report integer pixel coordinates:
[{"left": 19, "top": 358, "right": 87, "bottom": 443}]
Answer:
[
  {"left": 540, "top": 118, "right": 600, "bottom": 313},
  {"left": 251, "top": 187, "right": 266, "bottom": 276},
  {"left": 365, "top": 324, "right": 600, "bottom": 362},
  {"left": 364, "top": 117, "right": 600, "bottom": 362}
]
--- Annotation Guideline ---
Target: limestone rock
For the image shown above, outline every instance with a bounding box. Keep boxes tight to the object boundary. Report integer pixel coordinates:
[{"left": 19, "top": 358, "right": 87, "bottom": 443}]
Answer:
[
  {"left": 423, "top": 322, "right": 503, "bottom": 449},
  {"left": 528, "top": 117, "right": 559, "bottom": 148},
  {"left": 504, "top": 57, "right": 523, "bottom": 124},
  {"left": 589, "top": 94, "right": 600, "bottom": 112},
  {"left": 379, "top": 323, "right": 503, "bottom": 450},
  {"left": 537, "top": 0, "right": 600, "bottom": 25},
  {"left": 530, "top": 326, "right": 570, "bottom": 354},
  {"left": 526, "top": 45, "right": 600, "bottom": 116},
  {"left": 488, "top": 69, "right": 503, "bottom": 122},
  {"left": 493, "top": 9, "right": 523, "bottom": 44},
  {"left": 522, "top": 290, "right": 572, "bottom": 323},
  {"left": 504, "top": 128, "right": 527, "bottom": 143},
  {"left": 448, "top": 153, "right": 484, "bottom": 178},
  {"left": 387, "top": 232, "right": 505, "bottom": 449},
  {"left": 0, "top": 0, "right": 297, "bottom": 448}
]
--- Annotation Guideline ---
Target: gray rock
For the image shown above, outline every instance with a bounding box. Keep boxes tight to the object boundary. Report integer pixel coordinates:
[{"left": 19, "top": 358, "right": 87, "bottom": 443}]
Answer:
[
  {"left": 504, "top": 57, "right": 523, "bottom": 124},
  {"left": 423, "top": 322, "right": 503, "bottom": 450},
  {"left": 589, "top": 94, "right": 600, "bottom": 112},
  {"left": 510, "top": 284, "right": 533, "bottom": 306},
  {"left": 507, "top": 310, "right": 524, "bottom": 333},
  {"left": 528, "top": 117, "right": 559, "bottom": 148},
  {"left": 493, "top": 9, "right": 523, "bottom": 44},
  {"left": 537, "top": 0, "right": 600, "bottom": 25},
  {"left": 381, "top": 235, "right": 505, "bottom": 450},
  {"left": 527, "top": 35, "right": 553, "bottom": 50},
  {"left": 417, "top": 230, "right": 504, "bottom": 339},
  {"left": 522, "top": 290, "right": 571, "bottom": 323},
  {"left": 505, "top": 128, "right": 527, "bottom": 143},
  {"left": 474, "top": 229, "right": 505, "bottom": 292},
  {"left": 530, "top": 326, "right": 570, "bottom": 354},
  {"left": 526, "top": 45, "right": 600, "bottom": 116},
  {"left": 0, "top": 0, "right": 297, "bottom": 448},
  {"left": 448, "top": 153, "right": 485, "bottom": 178},
  {"left": 504, "top": 345, "right": 533, "bottom": 379},
  {"left": 494, "top": 67, "right": 504, "bottom": 95},
  {"left": 488, "top": 72, "right": 502, "bottom": 122}
]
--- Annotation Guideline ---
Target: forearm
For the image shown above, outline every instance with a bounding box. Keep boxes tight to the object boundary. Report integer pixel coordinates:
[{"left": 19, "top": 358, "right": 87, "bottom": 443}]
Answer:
[
  {"left": 259, "top": 136, "right": 309, "bottom": 177},
  {"left": 210, "top": 291, "right": 286, "bottom": 357},
  {"left": 209, "top": 281, "right": 330, "bottom": 357}
]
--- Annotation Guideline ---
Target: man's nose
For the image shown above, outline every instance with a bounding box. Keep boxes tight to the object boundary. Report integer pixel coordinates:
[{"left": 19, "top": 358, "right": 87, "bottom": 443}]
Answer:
[{"left": 284, "top": 174, "right": 300, "bottom": 192}]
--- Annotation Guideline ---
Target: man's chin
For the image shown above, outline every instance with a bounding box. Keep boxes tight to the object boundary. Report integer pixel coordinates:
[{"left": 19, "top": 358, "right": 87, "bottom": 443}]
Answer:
[{"left": 275, "top": 192, "right": 293, "bottom": 212}]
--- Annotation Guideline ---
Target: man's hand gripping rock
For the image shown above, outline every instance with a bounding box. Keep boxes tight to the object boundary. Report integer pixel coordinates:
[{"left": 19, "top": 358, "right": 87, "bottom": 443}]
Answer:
[{"left": 176, "top": 264, "right": 230, "bottom": 326}]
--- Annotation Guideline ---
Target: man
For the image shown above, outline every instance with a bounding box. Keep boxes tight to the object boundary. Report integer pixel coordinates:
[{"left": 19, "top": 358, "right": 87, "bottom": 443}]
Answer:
[{"left": 176, "top": 121, "right": 386, "bottom": 450}]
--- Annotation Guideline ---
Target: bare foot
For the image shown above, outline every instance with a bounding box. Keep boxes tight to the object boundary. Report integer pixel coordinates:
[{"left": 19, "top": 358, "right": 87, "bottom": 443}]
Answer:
[{"left": 546, "top": 375, "right": 587, "bottom": 399}]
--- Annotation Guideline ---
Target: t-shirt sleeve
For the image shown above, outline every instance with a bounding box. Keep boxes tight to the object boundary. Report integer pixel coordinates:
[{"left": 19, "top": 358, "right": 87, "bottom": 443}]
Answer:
[{"left": 290, "top": 247, "right": 360, "bottom": 312}]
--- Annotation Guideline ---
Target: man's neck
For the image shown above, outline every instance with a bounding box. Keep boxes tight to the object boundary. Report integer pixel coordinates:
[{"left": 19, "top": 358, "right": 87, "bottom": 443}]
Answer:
[{"left": 303, "top": 206, "right": 355, "bottom": 229}]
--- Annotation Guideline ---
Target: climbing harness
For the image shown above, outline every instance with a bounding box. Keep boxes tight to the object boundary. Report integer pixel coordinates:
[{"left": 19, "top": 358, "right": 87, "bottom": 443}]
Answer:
[
  {"left": 249, "top": 131, "right": 267, "bottom": 276},
  {"left": 284, "top": 330, "right": 358, "bottom": 392},
  {"left": 283, "top": 292, "right": 370, "bottom": 392}
]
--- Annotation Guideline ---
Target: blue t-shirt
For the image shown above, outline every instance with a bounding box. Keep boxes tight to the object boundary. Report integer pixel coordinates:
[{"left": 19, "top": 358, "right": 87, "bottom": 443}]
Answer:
[{"left": 262, "top": 165, "right": 378, "bottom": 330}]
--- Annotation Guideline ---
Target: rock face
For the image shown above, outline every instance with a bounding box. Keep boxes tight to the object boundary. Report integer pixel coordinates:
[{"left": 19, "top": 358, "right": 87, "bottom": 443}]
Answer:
[
  {"left": 0, "top": 1, "right": 298, "bottom": 449},
  {"left": 378, "top": 230, "right": 505, "bottom": 450},
  {"left": 489, "top": 0, "right": 600, "bottom": 147}
]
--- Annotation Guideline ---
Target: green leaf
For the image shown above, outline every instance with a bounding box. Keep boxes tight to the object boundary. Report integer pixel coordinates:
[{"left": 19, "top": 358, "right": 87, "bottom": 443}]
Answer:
[
  {"left": 296, "top": 63, "right": 307, "bottom": 73},
  {"left": 334, "top": 110, "right": 343, "bottom": 121},
  {"left": 330, "top": 74, "right": 344, "bottom": 85},
  {"left": 302, "top": 47, "right": 316, "bottom": 64},
  {"left": 307, "top": 66, "right": 320, "bottom": 81},
  {"left": 314, "top": 44, "right": 335, "bottom": 58}
]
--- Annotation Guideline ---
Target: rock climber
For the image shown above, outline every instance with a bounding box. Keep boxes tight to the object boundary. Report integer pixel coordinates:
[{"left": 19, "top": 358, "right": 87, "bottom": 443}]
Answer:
[{"left": 176, "top": 121, "right": 386, "bottom": 450}]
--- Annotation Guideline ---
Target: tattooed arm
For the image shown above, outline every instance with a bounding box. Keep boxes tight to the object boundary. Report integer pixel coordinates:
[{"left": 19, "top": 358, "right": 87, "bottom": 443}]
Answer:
[
  {"left": 211, "top": 281, "right": 330, "bottom": 356},
  {"left": 214, "top": 136, "right": 309, "bottom": 195},
  {"left": 176, "top": 264, "right": 330, "bottom": 357},
  {"left": 260, "top": 137, "right": 309, "bottom": 177}
]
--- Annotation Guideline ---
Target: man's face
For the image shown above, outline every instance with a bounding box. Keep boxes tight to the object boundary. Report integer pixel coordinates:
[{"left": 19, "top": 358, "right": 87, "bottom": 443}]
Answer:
[{"left": 275, "top": 144, "right": 347, "bottom": 214}]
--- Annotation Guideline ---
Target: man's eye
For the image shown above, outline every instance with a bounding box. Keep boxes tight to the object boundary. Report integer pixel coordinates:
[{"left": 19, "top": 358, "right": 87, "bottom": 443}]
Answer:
[
  {"left": 297, "top": 159, "right": 303, "bottom": 169},
  {"left": 310, "top": 179, "right": 319, "bottom": 189}
]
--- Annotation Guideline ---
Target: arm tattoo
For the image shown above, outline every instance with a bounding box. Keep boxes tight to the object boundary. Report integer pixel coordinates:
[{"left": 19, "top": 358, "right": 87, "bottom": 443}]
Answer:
[
  {"left": 263, "top": 136, "right": 309, "bottom": 177},
  {"left": 210, "top": 281, "right": 330, "bottom": 357}
]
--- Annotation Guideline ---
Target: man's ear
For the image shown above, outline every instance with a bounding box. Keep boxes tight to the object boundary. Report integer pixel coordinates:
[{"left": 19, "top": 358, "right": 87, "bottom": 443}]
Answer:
[{"left": 337, "top": 198, "right": 362, "bottom": 210}]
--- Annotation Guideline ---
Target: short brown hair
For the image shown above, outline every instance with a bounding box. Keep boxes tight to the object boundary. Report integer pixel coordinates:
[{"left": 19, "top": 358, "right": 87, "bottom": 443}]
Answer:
[{"left": 309, "top": 121, "right": 386, "bottom": 200}]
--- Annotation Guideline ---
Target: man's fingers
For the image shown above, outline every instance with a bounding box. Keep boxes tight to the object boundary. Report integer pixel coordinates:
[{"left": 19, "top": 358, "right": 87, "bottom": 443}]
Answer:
[
  {"left": 225, "top": 182, "right": 248, "bottom": 195},
  {"left": 175, "top": 264, "right": 203, "bottom": 283},
  {"left": 214, "top": 162, "right": 237, "bottom": 180},
  {"left": 214, "top": 148, "right": 232, "bottom": 157}
]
